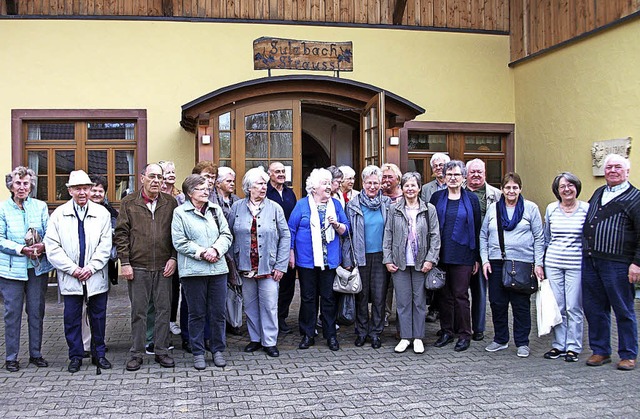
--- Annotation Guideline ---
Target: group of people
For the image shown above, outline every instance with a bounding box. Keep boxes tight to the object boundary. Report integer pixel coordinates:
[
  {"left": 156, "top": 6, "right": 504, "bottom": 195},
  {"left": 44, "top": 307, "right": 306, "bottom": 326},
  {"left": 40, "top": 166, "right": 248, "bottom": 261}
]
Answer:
[{"left": 0, "top": 152, "right": 638, "bottom": 373}]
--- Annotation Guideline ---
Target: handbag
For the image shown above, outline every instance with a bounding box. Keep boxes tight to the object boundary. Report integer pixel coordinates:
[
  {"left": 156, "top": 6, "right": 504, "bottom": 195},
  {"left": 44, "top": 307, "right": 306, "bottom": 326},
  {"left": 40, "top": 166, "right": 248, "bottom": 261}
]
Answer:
[
  {"left": 336, "top": 293, "right": 356, "bottom": 325},
  {"left": 425, "top": 266, "right": 446, "bottom": 290},
  {"left": 496, "top": 208, "right": 539, "bottom": 295},
  {"left": 24, "top": 227, "right": 42, "bottom": 246},
  {"left": 536, "top": 279, "right": 562, "bottom": 337},
  {"left": 333, "top": 227, "right": 362, "bottom": 294},
  {"left": 226, "top": 283, "right": 243, "bottom": 329}
]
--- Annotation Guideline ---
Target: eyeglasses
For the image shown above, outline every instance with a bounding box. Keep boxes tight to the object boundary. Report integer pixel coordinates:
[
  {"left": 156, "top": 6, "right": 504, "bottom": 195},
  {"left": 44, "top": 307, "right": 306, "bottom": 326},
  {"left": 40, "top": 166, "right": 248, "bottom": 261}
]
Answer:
[
  {"left": 558, "top": 184, "right": 575, "bottom": 191},
  {"left": 445, "top": 173, "right": 463, "bottom": 179}
]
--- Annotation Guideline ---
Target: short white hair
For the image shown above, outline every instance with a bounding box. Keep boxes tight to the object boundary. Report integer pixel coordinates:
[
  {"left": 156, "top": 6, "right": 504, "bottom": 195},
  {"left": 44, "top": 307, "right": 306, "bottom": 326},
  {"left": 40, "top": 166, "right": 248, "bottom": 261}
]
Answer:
[
  {"left": 338, "top": 165, "right": 356, "bottom": 179},
  {"left": 466, "top": 158, "right": 486, "bottom": 172},
  {"left": 361, "top": 165, "right": 382, "bottom": 181},
  {"left": 242, "top": 167, "right": 269, "bottom": 195},
  {"left": 430, "top": 153, "right": 450, "bottom": 168},
  {"left": 603, "top": 154, "right": 630, "bottom": 170},
  {"left": 306, "top": 168, "right": 332, "bottom": 195},
  {"left": 216, "top": 166, "right": 236, "bottom": 183}
]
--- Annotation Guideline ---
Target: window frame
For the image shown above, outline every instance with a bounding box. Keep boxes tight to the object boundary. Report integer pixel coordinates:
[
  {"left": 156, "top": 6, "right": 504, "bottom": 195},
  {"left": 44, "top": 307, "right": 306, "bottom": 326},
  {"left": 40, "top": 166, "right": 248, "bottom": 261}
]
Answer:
[{"left": 11, "top": 109, "right": 147, "bottom": 207}]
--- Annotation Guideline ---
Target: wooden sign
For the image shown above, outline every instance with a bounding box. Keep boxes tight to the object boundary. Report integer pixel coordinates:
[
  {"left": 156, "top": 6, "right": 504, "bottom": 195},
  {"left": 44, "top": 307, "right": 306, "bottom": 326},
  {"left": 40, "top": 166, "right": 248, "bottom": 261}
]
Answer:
[{"left": 253, "top": 37, "right": 353, "bottom": 72}]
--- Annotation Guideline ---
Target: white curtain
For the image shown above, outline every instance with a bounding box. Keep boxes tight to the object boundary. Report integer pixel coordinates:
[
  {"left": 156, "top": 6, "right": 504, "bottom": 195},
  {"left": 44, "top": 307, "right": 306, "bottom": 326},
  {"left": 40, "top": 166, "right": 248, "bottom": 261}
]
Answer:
[{"left": 27, "top": 124, "right": 42, "bottom": 198}]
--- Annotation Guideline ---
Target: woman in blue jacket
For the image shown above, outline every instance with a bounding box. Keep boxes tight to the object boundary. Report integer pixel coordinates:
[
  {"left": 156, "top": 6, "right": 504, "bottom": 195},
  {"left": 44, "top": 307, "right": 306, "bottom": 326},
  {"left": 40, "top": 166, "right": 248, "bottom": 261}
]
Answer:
[
  {"left": 0, "top": 166, "right": 54, "bottom": 372},
  {"left": 289, "top": 168, "right": 350, "bottom": 351}
]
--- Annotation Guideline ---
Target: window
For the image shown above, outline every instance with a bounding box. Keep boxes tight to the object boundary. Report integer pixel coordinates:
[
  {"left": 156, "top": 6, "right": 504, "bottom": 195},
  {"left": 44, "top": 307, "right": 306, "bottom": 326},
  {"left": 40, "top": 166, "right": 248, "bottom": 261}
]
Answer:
[
  {"left": 12, "top": 110, "right": 147, "bottom": 207},
  {"left": 401, "top": 122, "right": 514, "bottom": 187}
]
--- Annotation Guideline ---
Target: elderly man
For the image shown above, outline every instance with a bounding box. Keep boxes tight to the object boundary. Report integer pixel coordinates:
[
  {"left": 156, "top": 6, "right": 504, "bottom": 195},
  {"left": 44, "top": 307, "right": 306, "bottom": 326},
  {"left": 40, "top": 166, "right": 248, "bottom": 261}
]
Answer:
[
  {"left": 465, "top": 159, "right": 501, "bottom": 341},
  {"left": 45, "top": 170, "right": 113, "bottom": 373},
  {"left": 420, "top": 153, "right": 451, "bottom": 203},
  {"left": 582, "top": 154, "right": 640, "bottom": 371},
  {"left": 266, "top": 161, "right": 298, "bottom": 334},
  {"left": 420, "top": 153, "right": 450, "bottom": 323},
  {"left": 115, "top": 163, "right": 178, "bottom": 371}
]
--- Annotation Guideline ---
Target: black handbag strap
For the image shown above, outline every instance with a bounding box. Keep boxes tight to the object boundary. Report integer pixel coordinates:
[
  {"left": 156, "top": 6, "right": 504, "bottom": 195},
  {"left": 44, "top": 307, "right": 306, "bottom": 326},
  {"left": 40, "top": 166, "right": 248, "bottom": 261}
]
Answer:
[{"left": 496, "top": 204, "right": 507, "bottom": 260}]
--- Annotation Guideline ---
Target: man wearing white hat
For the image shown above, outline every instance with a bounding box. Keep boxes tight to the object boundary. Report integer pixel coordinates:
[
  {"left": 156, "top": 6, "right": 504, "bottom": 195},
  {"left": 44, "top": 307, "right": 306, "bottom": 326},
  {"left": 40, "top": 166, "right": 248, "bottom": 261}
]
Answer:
[{"left": 44, "top": 170, "right": 113, "bottom": 373}]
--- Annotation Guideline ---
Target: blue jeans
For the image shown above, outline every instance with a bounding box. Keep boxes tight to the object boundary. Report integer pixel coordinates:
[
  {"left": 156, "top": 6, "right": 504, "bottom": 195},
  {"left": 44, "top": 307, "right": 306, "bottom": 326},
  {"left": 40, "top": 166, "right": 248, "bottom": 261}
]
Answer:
[
  {"left": 0, "top": 270, "right": 48, "bottom": 361},
  {"left": 180, "top": 274, "right": 227, "bottom": 356},
  {"left": 298, "top": 267, "right": 337, "bottom": 339},
  {"left": 63, "top": 291, "right": 108, "bottom": 360},
  {"left": 545, "top": 266, "right": 583, "bottom": 353},
  {"left": 582, "top": 256, "right": 638, "bottom": 359},
  {"left": 487, "top": 260, "right": 532, "bottom": 347}
]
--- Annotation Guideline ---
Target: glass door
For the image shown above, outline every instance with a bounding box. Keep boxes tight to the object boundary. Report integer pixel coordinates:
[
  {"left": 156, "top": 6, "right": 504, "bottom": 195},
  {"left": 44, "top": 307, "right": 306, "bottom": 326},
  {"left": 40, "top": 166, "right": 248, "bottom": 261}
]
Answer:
[{"left": 361, "top": 92, "right": 385, "bottom": 169}]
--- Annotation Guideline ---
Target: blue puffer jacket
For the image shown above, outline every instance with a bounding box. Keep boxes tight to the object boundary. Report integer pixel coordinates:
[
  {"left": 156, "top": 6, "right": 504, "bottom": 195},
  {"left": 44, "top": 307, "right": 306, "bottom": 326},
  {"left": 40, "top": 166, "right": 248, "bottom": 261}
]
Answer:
[{"left": 0, "top": 196, "right": 54, "bottom": 280}]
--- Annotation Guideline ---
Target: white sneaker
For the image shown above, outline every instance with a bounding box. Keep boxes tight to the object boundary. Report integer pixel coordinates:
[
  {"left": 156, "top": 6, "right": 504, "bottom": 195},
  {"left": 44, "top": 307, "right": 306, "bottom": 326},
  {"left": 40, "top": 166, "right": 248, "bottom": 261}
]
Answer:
[
  {"left": 485, "top": 341, "right": 509, "bottom": 352},
  {"left": 413, "top": 339, "right": 425, "bottom": 354},
  {"left": 517, "top": 345, "right": 530, "bottom": 358},
  {"left": 169, "top": 322, "right": 181, "bottom": 335},
  {"left": 394, "top": 339, "right": 411, "bottom": 353}
]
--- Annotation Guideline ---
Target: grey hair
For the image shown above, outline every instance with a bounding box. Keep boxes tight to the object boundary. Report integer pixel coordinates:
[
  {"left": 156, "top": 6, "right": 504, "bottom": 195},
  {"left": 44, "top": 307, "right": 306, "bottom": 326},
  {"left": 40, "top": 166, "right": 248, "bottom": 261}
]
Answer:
[
  {"left": 242, "top": 167, "right": 269, "bottom": 195},
  {"left": 216, "top": 166, "right": 236, "bottom": 184},
  {"left": 551, "top": 172, "right": 582, "bottom": 201},
  {"left": 182, "top": 174, "right": 207, "bottom": 198},
  {"left": 466, "top": 158, "right": 485, "bottom": 172},
  {"left": 306, "top": 168, "right": 332, "bottom": 195},
  {"left": 338, "top": 165, "right": 356, "bottom": 179},
  {"left": 430, "top": 153, "right": 450, "bottom": 168},
  {"left": 444, "top": 160, "right": 467, "bottom": 177},
  {"left": 158, "top": 160, "right": 175, "bottom": 171},
  {"left": 401, "top": 172, "right": 422, "bottom": 190},
  {"left": 603, "top": 154, "right": 631, "bottom": 170},
  {"left": 326, "top": 165, "right": 343, "bottom": 181},
  {"left": 141, "top": 163, "right": 163, "bottom": 176},
  {"left": 6, "top": 166, "right": 36, "bottom": 193},
  {"left": 361, "top": 165, "right": 382, "bottom": 182}
]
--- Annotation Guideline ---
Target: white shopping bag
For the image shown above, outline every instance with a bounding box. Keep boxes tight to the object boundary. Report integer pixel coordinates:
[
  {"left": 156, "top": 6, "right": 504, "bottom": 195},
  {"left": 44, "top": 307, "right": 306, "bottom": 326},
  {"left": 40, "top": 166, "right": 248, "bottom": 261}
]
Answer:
[{"left": 536, "top": 280, "right": 562, "bottom": 337}]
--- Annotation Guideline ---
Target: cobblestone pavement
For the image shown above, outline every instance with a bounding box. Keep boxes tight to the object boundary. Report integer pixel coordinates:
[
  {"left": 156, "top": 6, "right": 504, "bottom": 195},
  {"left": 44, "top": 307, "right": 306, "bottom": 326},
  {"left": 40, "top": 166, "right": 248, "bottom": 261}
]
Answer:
[{"left": 0, "top": 282, "right": 638, "bottom": 418}]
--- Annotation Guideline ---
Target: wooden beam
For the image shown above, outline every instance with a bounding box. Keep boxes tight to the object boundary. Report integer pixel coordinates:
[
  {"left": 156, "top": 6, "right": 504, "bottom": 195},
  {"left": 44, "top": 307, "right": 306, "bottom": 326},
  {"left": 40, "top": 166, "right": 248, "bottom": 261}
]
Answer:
[
  {"left": 6, "top": 0, "right": 17, "bottom": 14},
  {"left": 162, "top": 0, "right": 173, "bottom": 17},
  {"left": 392, "top": 0, "right": 408, "bottom": 25}
]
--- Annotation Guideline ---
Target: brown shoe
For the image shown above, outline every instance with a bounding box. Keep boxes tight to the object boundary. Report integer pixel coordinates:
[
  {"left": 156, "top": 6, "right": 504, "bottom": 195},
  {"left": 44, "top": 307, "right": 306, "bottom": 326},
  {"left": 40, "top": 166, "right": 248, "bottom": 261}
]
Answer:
[
  {"left": 617, "top": 359, "right": 636, "bottom": 371},
  {"left": 126, "top": 356, "right": 143, "bottom": 371},
  {"left": 154, "top": 354, "right": 175, "bottom": 368},
  {"left": 586, "top": 354, "right": 612, "bottom": 366}
]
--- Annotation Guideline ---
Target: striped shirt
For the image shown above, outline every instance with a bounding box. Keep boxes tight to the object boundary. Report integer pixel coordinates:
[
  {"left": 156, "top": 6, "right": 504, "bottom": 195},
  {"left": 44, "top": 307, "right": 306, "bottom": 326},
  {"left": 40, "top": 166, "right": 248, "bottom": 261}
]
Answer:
[
  {"left": 583, "top": 184, "right": 640, "bottom": 265},
  {"left": 543, "top": 201, "right": 589, "bottom": 269}
]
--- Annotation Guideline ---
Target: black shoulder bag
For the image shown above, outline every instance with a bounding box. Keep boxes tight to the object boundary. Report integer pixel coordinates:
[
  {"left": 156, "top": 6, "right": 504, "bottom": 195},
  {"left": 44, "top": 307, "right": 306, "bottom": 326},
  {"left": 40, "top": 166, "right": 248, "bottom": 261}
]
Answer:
[{"left": 496, "top": 206, "right": 538, "bottom": 295}]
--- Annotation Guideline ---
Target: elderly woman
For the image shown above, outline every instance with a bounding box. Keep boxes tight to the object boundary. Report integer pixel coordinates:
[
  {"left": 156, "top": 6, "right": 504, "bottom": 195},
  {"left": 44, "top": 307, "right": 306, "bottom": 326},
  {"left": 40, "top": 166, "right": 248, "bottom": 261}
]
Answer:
[
  {"left": 480, "top": 172, "right": 545, "bottom": 358},
  {"left": 289, "top": 168, "right": 349, "bottom": 351},
  {"left": 160, "top": 160, "right": 184, "bottom": 204},
  {"left": 327, "top": 165, "right": 344, "bottom": 201},
  {"left": 543, "top": 173, "right": 588, "bottom": 362},
  {"left": 383, "top": 172, "right": 440, "bottom": 354},
  {"left": 344, "top": 165, "right": 391, "bottom": 349},
  {"left": 228, "top": 167, "right": 290, "bottom": 357},
  {"left": 430, "top": 160, "right": 481, "bottom": 352},
  {"left": 0, "top": 166, "right": 54, "bottom": 372},
  {"left": 213, "top": 167, "right": 240, "bottom": 219},
  {"left": 172, "top": 174, "right": 232, "bottom": 370},
  {"left": 336, "top": 165, "right": 359, "bottom": 208}
]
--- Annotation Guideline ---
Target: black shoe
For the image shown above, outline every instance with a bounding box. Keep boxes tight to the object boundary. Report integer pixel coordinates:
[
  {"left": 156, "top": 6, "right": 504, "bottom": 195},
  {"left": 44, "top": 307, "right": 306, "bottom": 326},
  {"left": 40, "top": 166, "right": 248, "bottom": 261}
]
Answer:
[
  {"left": 472, "top": 332, "right": 485, "bottom": 341},
  {"left": 263, "top": 346, "right": 280, "bottom": 357},
  {"left": 82, "top": 351, "right": 91, "bottom": 359},
  {"left": 244, "top": 341, "right": 263, "bottom": 352},
  {"left": 29, "top": 357, "right": 49, "bottom": 367},
  {"left": 371, "top": 337, "right": 382, "bottom": 349},
  {"left": 354, "top": 335, "right": 367, "bottom": 347},
  {"left": 298, "top": 335, "right": 315, "bottom": 350},
  {"left": 454, "top": 338, "right": 470, "bottom": 352},
  {"left": 328, "top": 336, "right": 340, "bottom": 351},
  {"left": 226, "top": 322, "right": 242, "bottom": 336},
  {"left": 68, "top": 358, "right": 82, "bottom": 373},
  {"left": 425, "top": 310, "right": 439, "bottom": 323},
  {"left": 436, "top": 329, "right": 443, "bottom": 337},
  {"left": 434, "top": 333, "right": 454, "bottom": 348},
  {"left": 182, "top": 340, "right": 193, "bottom": 354},
  {"left": 91, "top": 356, "right": 112, "bottom": 369},
  {"left": 5, "top": 360, "right": 19, "bottom": 372},
  {"left": 145, "top": 343, "right": 155, "bottom": 355},
  {"left": 278, "top": 319, "right": 292, "bottom": 334}
]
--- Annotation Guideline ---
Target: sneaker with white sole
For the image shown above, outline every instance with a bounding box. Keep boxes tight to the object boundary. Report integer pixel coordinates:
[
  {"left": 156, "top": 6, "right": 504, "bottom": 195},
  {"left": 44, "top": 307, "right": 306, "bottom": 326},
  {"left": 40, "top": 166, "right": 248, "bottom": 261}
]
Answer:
[
  {"left": 169, "top": 322, "right": 181, "bottom": 335},
  {"left": 485, "top": 341, "right": 508, "bottom": 352},
  {"left": 193, "top": 354, "right": 206, "bottom": 370},
  {"left": 413, "top": 339, "right": 425, "bottom": 354},
  {"left": 517, "top": 345, "right": 530, "bottom": 358},
  {"left": 394, "top": 339, "right": 411, "bottom": 353}
]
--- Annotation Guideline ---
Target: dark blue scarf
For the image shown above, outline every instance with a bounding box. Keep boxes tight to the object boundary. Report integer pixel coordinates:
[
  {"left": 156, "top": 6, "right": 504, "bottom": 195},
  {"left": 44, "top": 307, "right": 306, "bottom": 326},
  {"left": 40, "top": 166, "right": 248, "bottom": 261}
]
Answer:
[
  {"left": 434, "top": 189, "right": 476, "bottom": 250},
  {"left": 497, "top": 195, "right": 525, "bottom": 231}
]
